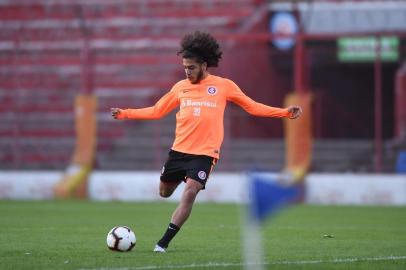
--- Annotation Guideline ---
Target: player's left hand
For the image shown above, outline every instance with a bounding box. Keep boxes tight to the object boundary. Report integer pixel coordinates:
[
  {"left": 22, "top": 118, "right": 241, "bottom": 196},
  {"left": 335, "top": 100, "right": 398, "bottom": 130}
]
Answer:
[{"left": 287, "top": 106, "right": 302, "bottom": 119}]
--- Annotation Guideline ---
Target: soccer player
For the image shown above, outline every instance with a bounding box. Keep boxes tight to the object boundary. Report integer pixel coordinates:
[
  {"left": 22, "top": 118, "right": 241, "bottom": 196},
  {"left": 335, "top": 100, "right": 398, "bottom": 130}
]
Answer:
[{"left": 111, "top": 31, "right": 302, "bottom": 253}]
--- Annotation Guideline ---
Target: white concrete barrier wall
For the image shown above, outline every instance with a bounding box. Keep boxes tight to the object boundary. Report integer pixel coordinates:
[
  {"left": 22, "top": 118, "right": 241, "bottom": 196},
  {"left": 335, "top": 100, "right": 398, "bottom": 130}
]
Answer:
[
  {"left": 305, "top": 174, "right": 406, "bottom": 205},
  {"left": 88, "top": 172, "right": 247, "bottom": 203},
  {"left": 0, "top": 171, "right": 62, "bottom": 200},
  {"left": 0, "top": 171, "right": 405, "bottom": 205}
]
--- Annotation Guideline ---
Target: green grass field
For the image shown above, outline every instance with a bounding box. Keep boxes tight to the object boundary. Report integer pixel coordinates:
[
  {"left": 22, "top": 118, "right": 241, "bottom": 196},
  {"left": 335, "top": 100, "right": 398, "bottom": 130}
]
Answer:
[{"left": 0, "top": 200, "right": 405, "bottom": 270}]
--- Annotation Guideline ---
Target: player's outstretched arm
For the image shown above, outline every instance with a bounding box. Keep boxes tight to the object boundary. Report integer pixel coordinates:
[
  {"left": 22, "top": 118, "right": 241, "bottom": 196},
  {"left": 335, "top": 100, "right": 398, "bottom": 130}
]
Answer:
[
  {"left": 286, "top": 106, "right": 302, "bottom": 119},
  {"left": 110, "top": 89, "right": 179, "bottom": 120},
  {"left": 227, "top": 79, "right": 302, "bottom": 119}
]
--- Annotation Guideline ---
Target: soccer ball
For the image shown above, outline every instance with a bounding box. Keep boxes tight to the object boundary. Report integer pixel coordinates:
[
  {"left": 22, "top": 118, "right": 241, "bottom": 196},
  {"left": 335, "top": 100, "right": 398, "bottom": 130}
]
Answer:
[{"left": 106, "top": 226, "right": 136, "bottom": 252}]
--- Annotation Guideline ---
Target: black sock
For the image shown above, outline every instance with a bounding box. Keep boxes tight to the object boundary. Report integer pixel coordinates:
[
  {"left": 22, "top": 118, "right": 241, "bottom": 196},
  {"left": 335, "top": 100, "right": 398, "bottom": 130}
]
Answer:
[{"left": 157, "top": 222, "right": 180, "bottom": 248}]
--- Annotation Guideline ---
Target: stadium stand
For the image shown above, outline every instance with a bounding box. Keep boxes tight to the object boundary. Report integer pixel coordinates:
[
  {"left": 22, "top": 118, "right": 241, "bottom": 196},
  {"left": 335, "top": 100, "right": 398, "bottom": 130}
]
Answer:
[
  {"left": 0, "top": 0, "right": 402, "bottom": 172},
  {"left": 0, "top": 0, "right": 264, "bottom": 170}
]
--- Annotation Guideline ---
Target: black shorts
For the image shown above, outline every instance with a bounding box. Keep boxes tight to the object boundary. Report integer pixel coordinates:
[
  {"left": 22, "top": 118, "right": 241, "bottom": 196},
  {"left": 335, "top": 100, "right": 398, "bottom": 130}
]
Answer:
[{"left": 160, "top": 150, "right": 217, "bottom": 188}]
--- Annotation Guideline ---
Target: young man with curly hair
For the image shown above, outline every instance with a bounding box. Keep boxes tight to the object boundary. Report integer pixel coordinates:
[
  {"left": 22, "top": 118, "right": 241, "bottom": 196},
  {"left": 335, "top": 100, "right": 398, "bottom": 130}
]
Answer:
[{"left": 111, "top": 31, "right": 302, "bottom": 252}]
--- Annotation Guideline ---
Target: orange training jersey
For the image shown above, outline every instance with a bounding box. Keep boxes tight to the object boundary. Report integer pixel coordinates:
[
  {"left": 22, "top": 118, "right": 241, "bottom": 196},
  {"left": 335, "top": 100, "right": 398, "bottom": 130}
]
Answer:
[{"left": 118, "top": 74, "right": 290, "bottom": 159}]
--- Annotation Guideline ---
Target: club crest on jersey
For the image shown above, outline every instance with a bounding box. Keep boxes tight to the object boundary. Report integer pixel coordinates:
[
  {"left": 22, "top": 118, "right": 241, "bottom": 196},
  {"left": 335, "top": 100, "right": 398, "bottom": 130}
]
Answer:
[{"left": 207, "top": 86, "right": 217, "bottom": 95}]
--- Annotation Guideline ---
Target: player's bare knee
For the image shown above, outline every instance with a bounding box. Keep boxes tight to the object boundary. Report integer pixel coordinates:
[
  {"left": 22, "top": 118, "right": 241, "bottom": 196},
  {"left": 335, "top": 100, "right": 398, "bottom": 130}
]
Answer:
[
  {"left": 185, "top": 179, "right": 203, "bottom": 192},
  {"left": 159, "top": 181, "right": 180, "bottom": 198},
  {"left": 182, "top": 186, "right": 199, "bottom": 202},
  {"left": 159, "top": 189, "right": 173, "bottom": 198}
]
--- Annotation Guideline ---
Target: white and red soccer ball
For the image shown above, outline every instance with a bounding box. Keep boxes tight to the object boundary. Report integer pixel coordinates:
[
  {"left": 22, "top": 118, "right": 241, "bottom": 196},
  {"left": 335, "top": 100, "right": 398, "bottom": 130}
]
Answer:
[{"left": 106, "top": 226, "right": 136, "bottom": 252}]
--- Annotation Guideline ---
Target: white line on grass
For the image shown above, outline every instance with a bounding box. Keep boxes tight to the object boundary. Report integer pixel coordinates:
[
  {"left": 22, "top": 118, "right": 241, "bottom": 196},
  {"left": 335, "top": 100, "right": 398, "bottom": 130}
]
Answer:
[{"left": 76, "top": 255, "right": 406, "bottom": 270}]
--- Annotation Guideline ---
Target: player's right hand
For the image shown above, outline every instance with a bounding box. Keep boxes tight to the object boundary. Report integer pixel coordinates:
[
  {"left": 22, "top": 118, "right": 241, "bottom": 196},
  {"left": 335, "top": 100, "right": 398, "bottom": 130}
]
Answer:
[{"left": 111, "top": 108, "right": 122, "bottom": 119}]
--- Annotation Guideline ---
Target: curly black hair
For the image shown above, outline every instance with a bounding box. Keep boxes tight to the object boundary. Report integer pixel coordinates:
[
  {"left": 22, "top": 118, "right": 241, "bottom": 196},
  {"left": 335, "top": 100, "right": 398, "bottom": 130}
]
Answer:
[{"left": 177, "top": 31, "right": 223, "bottom": 67}]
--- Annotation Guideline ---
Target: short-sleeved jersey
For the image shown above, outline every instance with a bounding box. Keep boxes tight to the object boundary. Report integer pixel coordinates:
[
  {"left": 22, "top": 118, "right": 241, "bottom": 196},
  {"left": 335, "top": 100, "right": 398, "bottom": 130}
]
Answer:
[{"left": 118, "top": 74, "right": 290, "bottom": 159}]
